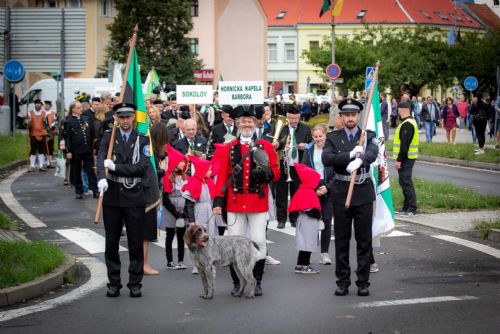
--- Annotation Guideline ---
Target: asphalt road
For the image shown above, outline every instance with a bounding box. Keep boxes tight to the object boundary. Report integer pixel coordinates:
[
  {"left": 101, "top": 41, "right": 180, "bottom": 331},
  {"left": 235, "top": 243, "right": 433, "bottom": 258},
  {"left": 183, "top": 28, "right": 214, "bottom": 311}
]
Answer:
[{"left": 1, "top": 171, "right": 499, "bottom": 333}]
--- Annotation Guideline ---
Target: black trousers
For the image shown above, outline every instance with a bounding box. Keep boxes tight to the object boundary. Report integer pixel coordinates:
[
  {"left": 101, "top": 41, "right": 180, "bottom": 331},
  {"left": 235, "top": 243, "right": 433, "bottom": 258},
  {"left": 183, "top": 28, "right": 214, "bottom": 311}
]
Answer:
[
  {"left": 473, "top": 119, "right": 487, "bottom": 149},
  {"left": 70, "top": 152, "right": 97, "bottom": 195},
  {"left": 297, "top": 251, "right": 311, "bottom": 266},
  {"left": 165, "top": 227, "right": 185, "bottom": 263},
  {"left": 333, "top": 202, "right": 373, "bottom": 288},
  {"left": 320, "top": 194, "right": 333, "bottom": 253},
  {"left": 30, "top": 136, "right": 46, "bottom": 155},
  {"left": 103, "top": 206, "right": 145, "bottom": 289},
  {"left": 398, "top": 159, "right": 417, "bottom": 213},
  {"left": 276, "top": 164, "right": 299, "bottom": 224},
  {"left": 47, "top": 137, "right": 55, "bottom": 156}
]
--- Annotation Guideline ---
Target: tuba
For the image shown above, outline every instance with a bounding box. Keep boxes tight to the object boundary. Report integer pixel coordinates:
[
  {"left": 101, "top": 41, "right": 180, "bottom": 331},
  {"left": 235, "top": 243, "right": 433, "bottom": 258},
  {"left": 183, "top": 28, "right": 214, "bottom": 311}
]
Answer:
[{"left": 266, "top": 114, "right": 289, "bottom": 143}]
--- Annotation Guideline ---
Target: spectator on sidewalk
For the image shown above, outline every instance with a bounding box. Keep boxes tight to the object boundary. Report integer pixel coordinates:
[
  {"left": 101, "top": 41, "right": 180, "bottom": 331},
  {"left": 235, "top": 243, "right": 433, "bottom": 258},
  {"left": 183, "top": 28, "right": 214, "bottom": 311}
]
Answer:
[
  {"left": 495, "top": 96, "right": 500, "bottom": 150},
  {"left": 456, "top": 95, "right": 468, "bottom": 131},
  {"left": 380, "top": 92, "right": 389, "bottom": 140},
  {"left": 421, "top": 96, "right": 440, "bottom": 143},
  {"left": 442, "top": 97, "right": 460, "bottom": 145},
  {"left": 393, "top": 102, "right": 418, "bottom": 216},
  {"left": 470, "top": 93, "right": 489, "bottom": 155},
  {"left": 468, "top": 97, "right": 478, "bottom": 144},
  {"left": 415, "top": 96, "right": 423, "bottom": 131},
  {"left": 390, "top": 98, "right": 398, "bottom": 128}
]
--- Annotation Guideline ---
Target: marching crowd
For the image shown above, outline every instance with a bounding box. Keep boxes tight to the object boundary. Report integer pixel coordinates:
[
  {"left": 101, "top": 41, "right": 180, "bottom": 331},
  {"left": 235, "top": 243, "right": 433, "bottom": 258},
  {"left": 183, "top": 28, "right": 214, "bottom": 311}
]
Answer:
[{"left": 26, "top": 87, "right": 497, "bottom": 299}]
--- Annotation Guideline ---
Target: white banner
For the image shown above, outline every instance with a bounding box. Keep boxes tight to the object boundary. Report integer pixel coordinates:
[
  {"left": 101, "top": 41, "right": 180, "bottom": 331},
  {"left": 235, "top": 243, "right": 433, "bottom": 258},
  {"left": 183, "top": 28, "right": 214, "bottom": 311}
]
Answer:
[
  {"left": 218, "top": 81, "right": 264, "bottom": 105},
  {"left": 176, "top": 85, "right": 213, "bottom": 104}
]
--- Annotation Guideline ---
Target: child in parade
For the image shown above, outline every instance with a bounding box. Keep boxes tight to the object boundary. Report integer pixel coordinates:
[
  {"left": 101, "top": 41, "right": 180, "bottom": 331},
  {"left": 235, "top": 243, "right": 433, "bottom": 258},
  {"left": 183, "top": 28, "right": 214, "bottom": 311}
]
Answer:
[
  {"left": 162, "top": 145, "right": 193, "bottom": 270},
  {"left": 288, "top": 163, "right": 323, "bottom": 274}
]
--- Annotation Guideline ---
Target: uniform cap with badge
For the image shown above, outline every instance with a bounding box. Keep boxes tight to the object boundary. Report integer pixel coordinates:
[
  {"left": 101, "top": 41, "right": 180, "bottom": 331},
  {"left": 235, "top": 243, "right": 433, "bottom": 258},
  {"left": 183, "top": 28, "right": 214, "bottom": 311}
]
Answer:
[
  {"left": 338, "top": 98, "right": 364, "bottom": 114},
  {"left": 113, "top": 102, "right": 137, "bottom": 117}
]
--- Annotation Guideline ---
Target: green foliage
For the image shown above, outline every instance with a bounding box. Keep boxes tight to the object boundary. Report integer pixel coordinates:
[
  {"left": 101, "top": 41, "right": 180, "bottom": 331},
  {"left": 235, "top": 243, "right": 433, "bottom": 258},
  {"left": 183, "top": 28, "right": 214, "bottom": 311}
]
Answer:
[
  {"left": 103, "top": 0, "right": 202, "bottom": 84},
  {"left": 0, "top": 210, "right": 17, "bottom": 230},
  {"left": 0, "top": 241, "right": 66, "bottom": 289},
  {"left": 391, "top": 178, "right": 500, "bottom": 213},
  {"left": 302, "top": 26, "right": 500, "bottom": 98}
]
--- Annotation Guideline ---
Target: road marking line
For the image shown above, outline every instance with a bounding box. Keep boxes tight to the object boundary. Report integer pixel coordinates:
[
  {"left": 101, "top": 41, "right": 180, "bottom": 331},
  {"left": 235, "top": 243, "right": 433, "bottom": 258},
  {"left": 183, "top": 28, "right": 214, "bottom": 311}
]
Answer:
[
  {"left": 56, "top": 228, "right": 127, "bottom": 254},
  {"left": 0, "top": 257, "right": 107, "bottom": 322},
  {"left": 432, "top": 235, "right": 500, "bottom": 259},
  {"left": 356, "top": 295, "right": 478, "bottom": 308},
  {"left": 0, "top": 170, "right": 47, "bottom": 228},
  {"left": 386, "top": 230, "right": 413, "bottom": 237}
]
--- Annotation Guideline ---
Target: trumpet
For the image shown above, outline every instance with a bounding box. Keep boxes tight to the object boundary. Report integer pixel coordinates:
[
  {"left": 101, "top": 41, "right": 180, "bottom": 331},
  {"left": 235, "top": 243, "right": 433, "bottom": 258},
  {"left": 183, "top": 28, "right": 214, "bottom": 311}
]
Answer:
[{"left": 283, "top": 134, "right": 293, "bottom": 182}]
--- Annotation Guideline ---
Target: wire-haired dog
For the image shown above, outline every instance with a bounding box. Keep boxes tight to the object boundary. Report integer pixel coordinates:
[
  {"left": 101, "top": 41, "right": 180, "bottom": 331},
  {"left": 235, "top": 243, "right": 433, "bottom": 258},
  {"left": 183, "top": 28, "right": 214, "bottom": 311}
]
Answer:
[{"left": 184, "top": 224, "right": 259, "bottom": 299}]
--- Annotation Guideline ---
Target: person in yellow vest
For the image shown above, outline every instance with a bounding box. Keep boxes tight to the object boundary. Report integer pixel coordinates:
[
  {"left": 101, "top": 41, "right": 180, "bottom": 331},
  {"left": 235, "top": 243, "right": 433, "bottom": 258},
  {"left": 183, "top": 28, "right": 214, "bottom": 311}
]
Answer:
[{"left": 393, "top": 101, "right": 419, "bottom": 217}]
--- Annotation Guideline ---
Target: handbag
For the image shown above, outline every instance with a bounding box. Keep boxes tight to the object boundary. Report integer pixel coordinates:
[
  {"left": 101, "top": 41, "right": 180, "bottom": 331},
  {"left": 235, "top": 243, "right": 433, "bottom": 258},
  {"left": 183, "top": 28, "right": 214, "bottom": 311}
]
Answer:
[
  {"left": 54, "top": 151, "right": 66, "bottom": 178},
  {"left": 456, "top": 117, "right": 461, "bottom": 127}
]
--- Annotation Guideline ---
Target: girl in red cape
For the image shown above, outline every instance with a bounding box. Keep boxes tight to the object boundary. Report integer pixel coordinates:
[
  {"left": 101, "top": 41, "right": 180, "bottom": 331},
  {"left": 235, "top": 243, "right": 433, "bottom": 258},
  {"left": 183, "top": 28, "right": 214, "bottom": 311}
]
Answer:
[
  {"left": 182, "top": 155, "right": 225, "bottom": 237},
  {"left": 162, "top": 145, "right": 193, "bottom": 270},
  {"left": 288, "top": 163, "right": 322, "bottom": 274}
]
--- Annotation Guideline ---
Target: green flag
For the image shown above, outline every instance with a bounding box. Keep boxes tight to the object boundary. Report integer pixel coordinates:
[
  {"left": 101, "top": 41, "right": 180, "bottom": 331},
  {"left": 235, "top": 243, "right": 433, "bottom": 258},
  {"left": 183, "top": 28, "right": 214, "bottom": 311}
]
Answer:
[
  {"left": 143, "top": 67, "right": 161, "bottom": 99},
  {"left": 319, "top": 0, "right": 331, "bottom": 17},
  {"left": 123, "top": 48, "right": 148, "bottom": 135}
]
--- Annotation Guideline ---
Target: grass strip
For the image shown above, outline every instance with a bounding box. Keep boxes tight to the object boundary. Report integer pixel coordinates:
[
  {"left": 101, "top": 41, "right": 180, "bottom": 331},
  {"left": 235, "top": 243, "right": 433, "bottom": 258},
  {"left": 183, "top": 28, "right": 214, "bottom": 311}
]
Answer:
[
  {"left": 0, "top": 210, "right": 17, "bottom": 230},
  {"left": 391, "top": 178, "right": 500, "bottom": 213},
  {"left": 0, "top": 132, "right": 29, "bottom": 168},
  {"left": 0, "top": 241, "right": 66, "bottom": 289},
  {"left": 385, "top": 140, "right": 500, "bottom": 164}
]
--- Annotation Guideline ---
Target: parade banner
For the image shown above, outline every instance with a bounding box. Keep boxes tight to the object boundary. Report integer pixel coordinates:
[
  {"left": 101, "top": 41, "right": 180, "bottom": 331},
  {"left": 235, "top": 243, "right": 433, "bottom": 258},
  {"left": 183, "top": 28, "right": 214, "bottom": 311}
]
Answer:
[
  {"left": 218, "top": 81, "right": 264, "bottom": 105},
  {"left": 176, "top": 85, "right": 213, "bottom": 104},
  {"left": 143, "top": 67, "right": 160, "bottom": 98},
  {"left": 366, "top": 81, "right": 395, "bottom": 239}
]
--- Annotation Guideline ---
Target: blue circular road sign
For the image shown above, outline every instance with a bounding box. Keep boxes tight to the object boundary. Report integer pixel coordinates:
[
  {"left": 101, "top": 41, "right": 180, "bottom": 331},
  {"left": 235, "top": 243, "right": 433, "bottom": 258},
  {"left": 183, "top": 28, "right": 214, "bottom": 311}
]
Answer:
[
  {"left": 4, "top": 60, "right": 25, "bottom": 83},
  {"left": 326, "top": 63, "right": 341, "bottom": 80},
  {"left": 464, "top": 76, "right": 478, "bottom": 91}
]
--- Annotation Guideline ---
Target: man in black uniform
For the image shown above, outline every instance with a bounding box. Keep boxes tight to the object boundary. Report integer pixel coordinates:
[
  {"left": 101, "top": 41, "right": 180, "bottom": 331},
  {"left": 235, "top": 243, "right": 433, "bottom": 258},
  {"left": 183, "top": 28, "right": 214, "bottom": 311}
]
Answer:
[
  {"left": 322, "top": 98, "right": 378, "bottom": 297},
  {"left": 63, "top": 101, "right": 98, "bottom": 199},
  {"left": 97, "top": 103, "right": 151, "bottom": 298},
  {"left": 275, "top": 104, "right": 311, "bottom": 229}
]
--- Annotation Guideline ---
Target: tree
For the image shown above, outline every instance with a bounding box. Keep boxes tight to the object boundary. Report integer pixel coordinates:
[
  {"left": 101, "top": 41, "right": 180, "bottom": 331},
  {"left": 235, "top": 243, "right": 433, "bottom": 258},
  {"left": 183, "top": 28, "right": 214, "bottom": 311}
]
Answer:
[{"left": 102, "top": 0, "right": 202, "bottom": 84}]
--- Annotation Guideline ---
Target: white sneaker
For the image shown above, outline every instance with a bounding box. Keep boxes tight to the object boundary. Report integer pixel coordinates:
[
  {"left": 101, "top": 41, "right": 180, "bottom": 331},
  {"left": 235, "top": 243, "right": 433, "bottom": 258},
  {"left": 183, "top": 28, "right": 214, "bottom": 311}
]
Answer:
[
  {"left": 192, "top": 266, "right": 199, "bottom": 274},
  {"left": 320, "top": 253, "right": 332, "bottom": 265},
  {"left": 370, "top": 263, "right": 379, "bottom": 273},
  {"left": 265, "top": 255, "right": 280, "bottom": 265},
  {"left": 83, "top": 190, "right": 93, "bottom": 196}
]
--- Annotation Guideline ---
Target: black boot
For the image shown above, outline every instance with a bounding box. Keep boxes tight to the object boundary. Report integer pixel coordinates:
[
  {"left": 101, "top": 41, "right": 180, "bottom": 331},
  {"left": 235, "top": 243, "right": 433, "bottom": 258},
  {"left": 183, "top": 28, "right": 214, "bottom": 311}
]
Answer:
[
  {"left": 229, "top": 265, "right": 240, "bottom": 296},
  {"left": 253, "top": 259, "right": 265, "bottom": 296}
]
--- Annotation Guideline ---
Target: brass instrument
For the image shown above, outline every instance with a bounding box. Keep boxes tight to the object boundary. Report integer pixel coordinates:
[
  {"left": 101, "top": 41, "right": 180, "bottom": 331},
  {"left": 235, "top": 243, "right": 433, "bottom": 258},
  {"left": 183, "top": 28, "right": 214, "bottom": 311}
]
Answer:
[
  {"left": 283, "top": 134, "right": 293, "bottom": 182},
  {"left": 187, "top": 146, "right": 206, "bottom": 158},
  {"left": 266, "top": 114, "right": 289, "bottom": 143},
  {"left": 204, "top": 131, "right": 214, "bottom": 158}
]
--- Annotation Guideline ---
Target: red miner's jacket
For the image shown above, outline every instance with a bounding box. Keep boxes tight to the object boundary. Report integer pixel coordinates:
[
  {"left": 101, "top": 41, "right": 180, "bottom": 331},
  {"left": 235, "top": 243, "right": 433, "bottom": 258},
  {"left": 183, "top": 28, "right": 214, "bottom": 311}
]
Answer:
[{"left": 214, "top": 138, "right": 280, "bottom": 213}]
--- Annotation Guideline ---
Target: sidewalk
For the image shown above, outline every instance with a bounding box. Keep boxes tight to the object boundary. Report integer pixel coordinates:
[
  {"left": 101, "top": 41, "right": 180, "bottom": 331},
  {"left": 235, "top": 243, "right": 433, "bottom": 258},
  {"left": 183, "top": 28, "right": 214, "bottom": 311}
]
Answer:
[
  {"left": 389, "top": 125, "right": 497, "bottom": 146},
  {"left": 0, "top": 229, "right": 28, "bottom": 242},
  {"left": 397, "top": 210, "right": 500, "bottom": 233}
]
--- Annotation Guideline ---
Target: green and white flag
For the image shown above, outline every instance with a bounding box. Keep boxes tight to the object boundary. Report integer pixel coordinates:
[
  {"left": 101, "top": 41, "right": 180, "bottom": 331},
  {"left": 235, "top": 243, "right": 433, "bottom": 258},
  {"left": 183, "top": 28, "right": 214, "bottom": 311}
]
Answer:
[
  {"left": 366, "top": 82, "right": 395, "bottom": 239},
  {"left": 143, "top": 67, "right": 161, "bottom": 99}
]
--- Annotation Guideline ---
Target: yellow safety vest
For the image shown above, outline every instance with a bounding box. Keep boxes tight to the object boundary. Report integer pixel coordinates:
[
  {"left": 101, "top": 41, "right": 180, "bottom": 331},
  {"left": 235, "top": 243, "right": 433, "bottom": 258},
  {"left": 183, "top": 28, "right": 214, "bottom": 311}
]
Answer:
[{"left": 393, "top": 118, "right": 419, "bottom": 159}]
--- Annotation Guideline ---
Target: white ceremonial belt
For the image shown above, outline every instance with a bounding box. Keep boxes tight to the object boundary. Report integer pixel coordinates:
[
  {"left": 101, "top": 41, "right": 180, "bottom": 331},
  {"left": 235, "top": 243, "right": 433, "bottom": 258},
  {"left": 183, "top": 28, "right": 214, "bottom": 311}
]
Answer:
[{"left": 334, "top": 173, "right": 368, "bottom": 183}]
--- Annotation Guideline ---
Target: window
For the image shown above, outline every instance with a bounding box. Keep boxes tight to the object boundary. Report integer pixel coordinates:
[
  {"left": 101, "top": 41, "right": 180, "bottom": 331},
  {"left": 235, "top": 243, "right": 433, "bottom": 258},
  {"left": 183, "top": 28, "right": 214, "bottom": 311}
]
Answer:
[
  {"left": 357, "top": 9, "right": 367, "bottom": 19},
  {"left": 190, "top": 0, "right": 199, "bottom": 17},
  {"left": 449, "top": 13, "right": 462, "bottom": 21},
  {"left": 101, "top": 0, "right": 113, "bottom": 17},
  {"left": 420, "top": 10, "right": 431, "bottom": 19},
  {"left": 434, "top": 11, "right": 449, "bottom": 20},
  {"left": 268, "top": 43, "right": 277, "bottom": 62},
  {"left": 463, "top": 14, "right": 473, "bottom": 22},
  {"left": 189, "top": 38, "right": 199, "bottom": 54},
  {"left": 285, "top": 82, "right": 294, "bottom": 94},
  {"left": 63, "top": 0, "right": 82, "bottom": 7},
  {"left": 494, "top": 1, "right": 499, "bottom": 6},
  {"left": 36, "top": 0, "right": 57, "bottom": 7},
  {"left": 309, "top": 41, "right": 319, "bottom": 50},
  {"left": 284, "top": 43, "right": 295, "bottom": 61},
  {"left": 276, "top": 11, "right": 286, "bottom": 19}
]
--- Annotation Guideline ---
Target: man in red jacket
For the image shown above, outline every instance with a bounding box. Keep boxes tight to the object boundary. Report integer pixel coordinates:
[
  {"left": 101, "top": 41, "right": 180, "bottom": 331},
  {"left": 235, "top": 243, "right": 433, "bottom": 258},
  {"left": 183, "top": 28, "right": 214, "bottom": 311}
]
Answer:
[{"left": 213, "top": 105, "right": 280, "bottom": 297}]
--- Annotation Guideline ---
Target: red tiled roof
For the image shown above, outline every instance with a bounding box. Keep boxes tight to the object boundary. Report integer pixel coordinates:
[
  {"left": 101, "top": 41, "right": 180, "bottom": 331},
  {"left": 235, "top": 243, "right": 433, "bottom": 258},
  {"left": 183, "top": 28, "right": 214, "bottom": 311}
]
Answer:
[
  {"left": 260, "top": 0, "right": 481, "bottom": 28},
  {"left": 399, "top": 0, "right": 480, "bottom": 28},
  {"left": 464, "top": 3, "right": 500, "bottom": 28}
]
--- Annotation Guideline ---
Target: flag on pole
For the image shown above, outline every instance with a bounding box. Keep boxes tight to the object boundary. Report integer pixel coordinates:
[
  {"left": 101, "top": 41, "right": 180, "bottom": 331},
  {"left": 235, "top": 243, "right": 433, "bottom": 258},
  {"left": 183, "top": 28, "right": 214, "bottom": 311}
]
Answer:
[
  {"left": 319, "top": 0, "right": 331, "bottom": 17},
  {"left": 447, "top": 26, "right": 456, "bottom": 45},
  {"left": 143, "top": 67, "right": 161, "bottom": 99},
  {"left": 123, "top": 48, "right": 148, "bottom": 135},
  {"left": 332, "top": 0, "right": 344, "bottom": 17},
  {"left": 366, "top": 81, "right": 395, "bottom": 239},
  {"left": 268, "top": 82, "right": 275, "bottom": 97}
]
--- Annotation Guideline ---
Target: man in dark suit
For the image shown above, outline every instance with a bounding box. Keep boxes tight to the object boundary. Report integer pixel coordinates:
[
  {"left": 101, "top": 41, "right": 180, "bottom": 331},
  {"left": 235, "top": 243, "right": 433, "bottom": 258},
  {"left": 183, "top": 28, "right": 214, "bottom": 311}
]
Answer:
[
  {"left": 63, "top": 100, "right": 98, "bottom": 199},
  {"left": 207, "top": 105, "right": 237, "bottom": 156},
  {"left": 173, "top": 118, "right": 207, "bottom": 156},
  {"left": 274, "top": 104, "right": 311, "bottom": 229},
  {"left": 167, "top": 106, "right": 191, "bottom": 145},
  {"left": 255, "top": 105, "right": 273, "bottom": 142},
  {"left": 322, "top": 98, "right": 379, "bottom": 297},
  {"left": 97, "top": 103, "right": 151, "bottom": 298}
]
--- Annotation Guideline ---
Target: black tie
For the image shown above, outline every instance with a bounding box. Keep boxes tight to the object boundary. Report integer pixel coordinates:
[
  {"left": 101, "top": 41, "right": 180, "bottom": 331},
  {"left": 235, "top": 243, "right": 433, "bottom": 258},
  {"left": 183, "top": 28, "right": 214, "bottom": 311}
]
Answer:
[
  {"left": 349, "top": 134, "right": 354, "bottom": 143},
  {"left": 123, "top": 134, "right": 127, "bottom": 144}
]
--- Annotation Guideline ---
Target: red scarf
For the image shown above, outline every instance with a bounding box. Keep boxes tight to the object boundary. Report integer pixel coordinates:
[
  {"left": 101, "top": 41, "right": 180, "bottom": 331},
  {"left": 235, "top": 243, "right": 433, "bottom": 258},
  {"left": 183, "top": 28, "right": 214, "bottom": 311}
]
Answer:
[
  {"left": 288, "top": 163, "right": 321, "bottom": 213},
  {"left": 182, "top": 155, "right": 214, "bottom": 200}
]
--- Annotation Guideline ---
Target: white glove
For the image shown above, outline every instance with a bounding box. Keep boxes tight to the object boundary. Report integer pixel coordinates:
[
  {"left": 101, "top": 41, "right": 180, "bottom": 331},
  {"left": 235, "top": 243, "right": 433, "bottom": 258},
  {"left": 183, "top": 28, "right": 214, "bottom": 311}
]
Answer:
[
  {"left": 349, "top": 145, "right": 364, "bottom": 159},
  {"left": 346, "top": 158, "right": 363, "bottom": 174},
  {"left": 104, "top": 159, "right": 116, "bottom": 171},
  {"left": 98, "top": 179, "right": 108, "bottom": 194}
]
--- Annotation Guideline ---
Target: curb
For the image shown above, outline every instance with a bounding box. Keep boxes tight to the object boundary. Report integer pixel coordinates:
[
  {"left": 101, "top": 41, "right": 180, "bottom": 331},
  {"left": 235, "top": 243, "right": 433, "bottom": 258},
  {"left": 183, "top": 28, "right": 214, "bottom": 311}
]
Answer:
[
  {"left": 0, "top": 255, "right": 77, "bottom": 307},
  {"left": 0, "top": 160, "right": 26, "bottom": 177},
  {"left": 416, "top": 155, "right": 500, "bottom": 171},
  {"left": 488, "top": 228, "right": 500, "bottom": 242}
]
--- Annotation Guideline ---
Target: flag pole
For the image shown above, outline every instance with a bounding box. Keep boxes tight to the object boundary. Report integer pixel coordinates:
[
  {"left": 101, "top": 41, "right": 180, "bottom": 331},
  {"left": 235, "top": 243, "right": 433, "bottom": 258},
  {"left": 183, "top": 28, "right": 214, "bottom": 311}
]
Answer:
[
  {"left": 93, "top": 25, "right": 139, "bottom": 224},
  {"left": 345, "top": 61, "right": 380, "bottom": 208}
]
